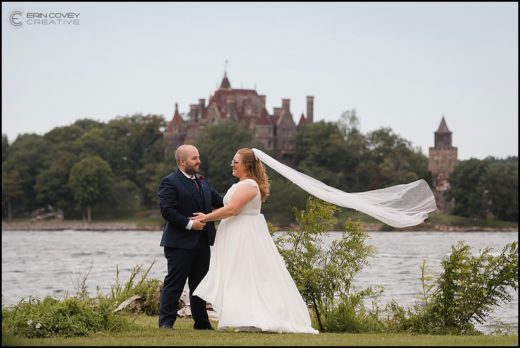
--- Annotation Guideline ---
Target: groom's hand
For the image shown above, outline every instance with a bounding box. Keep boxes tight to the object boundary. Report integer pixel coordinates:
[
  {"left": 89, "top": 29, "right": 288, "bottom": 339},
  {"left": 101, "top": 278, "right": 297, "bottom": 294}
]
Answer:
[
  {"left": 191, "top": 219, "right": 206, "bottom": 231},
  {"left": 190, "top": 212, "right": 207, "bottom": 230}
]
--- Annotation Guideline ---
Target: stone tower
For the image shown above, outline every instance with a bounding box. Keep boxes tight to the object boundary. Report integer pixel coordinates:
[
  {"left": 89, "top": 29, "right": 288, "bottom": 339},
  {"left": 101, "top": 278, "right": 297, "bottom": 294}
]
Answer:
[{"left": 428, "top": 116, "right": 458, "bottom": 212}]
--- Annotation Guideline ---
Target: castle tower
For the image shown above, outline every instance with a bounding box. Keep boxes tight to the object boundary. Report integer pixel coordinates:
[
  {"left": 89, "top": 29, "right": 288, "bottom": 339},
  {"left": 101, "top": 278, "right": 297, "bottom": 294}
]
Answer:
[
  {"left": 306, "top": 96, "right": 314, "bottom": 124},
  {"left": 428, "top": 116, "right": 458, "bottom": 211},
  {"left": 163, "top": 102, "right": 186, "bottom": 153}
]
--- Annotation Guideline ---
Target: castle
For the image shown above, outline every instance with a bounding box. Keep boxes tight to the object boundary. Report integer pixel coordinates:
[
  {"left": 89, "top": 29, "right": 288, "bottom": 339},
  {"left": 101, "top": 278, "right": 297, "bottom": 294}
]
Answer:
[
  {"left": 163, "top": 72, "right": 314, "bottom": 160},
  {"left": 428, "top": 116, "right": 458, "bottom": 212},
  {"left": 164, "top": 73, "right": 457, "bottom": 212}
]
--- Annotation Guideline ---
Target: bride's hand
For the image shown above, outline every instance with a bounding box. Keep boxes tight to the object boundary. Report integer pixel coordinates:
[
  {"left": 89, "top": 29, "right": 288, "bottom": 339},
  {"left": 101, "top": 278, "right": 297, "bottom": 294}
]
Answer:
[{"left": 191, "top": 212, "right": 207, "bottom": 222}]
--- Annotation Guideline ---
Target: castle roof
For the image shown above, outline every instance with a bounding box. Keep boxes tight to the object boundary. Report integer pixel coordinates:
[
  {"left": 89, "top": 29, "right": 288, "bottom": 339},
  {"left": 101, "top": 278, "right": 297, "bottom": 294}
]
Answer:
[
  {"left": 166, "top": 72, "right": 307, "bottom": 137},
  {"left": 436, "top": 116, "right": 451, "bottom": 133},
  {"left": 167, "top": 103, "right": 183, "bottom": 132},
  {"left": 205, "top": 88, "right": 265, "bottom": 122},
  {"left": 219, "top": 73, "right": 231, "bottom": 89},
  {"left": 297, "top": 113, "right": 306, "bottom": 127},
  {"left": 255, "top": 108, "right": 273, "bottom": 126},
  {"left": 276, "top": 108, "right": 295, "bottom": 127}
]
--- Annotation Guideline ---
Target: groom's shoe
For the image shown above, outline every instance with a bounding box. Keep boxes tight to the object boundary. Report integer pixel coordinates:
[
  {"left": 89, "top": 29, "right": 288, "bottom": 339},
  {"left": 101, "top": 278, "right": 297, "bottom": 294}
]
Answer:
[
  {"left": 159, "top": 325, "right": 174, "bottom": 331},
  {"left": 193, "top": 321, "right": 214, "bottom": 330}
]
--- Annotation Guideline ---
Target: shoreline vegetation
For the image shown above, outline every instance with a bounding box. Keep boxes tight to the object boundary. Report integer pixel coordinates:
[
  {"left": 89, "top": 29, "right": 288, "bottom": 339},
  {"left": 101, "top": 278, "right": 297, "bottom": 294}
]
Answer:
[
  {"left": 2, "top": 218, "right": 518, "bottom": 232},
  {"left": 3, "top": 200, "right": 518, "bottom": 345}
]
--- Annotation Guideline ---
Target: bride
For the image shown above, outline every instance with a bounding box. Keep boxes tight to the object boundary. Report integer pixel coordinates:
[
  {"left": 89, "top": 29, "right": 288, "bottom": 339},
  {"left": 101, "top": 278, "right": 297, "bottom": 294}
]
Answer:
[
  {"left": 191, "top": 148, "right": 319, "bottom": 334},
  {"left": 192, "top": 147, "right": 436, "bottom": 333}
]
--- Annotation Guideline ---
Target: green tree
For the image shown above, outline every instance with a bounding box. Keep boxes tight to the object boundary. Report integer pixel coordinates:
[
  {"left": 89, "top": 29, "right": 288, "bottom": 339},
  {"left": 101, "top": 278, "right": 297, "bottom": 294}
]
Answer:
[
  {"left": 136, "top": 158, "right": 173, "bottom": 211},
  {"left": 75, "top": 127, "right": 107, "bottom": 158},
  {"left": 2, "top": 166, "right": 23, "bottom": 220},
  {"left": 336, "top": 109, "right": 360, "bottom": 138},
  {"left": 295, "top": 121, "right": 364, "bottom": 192},
  {"left": 35, "top": 152, "right": 78, "bottom": 217},
  {"left": 44, "top": 119, "right": 103, "bottom": 154},
  {"left": 446, "top": 159, "right": 490, "bottom": 219},
  {"left": 294, "top": 121, "right": 429, "bottom": 195},
  {"left": 365, "top": 127, "right": 429, "bottom": 189},
  {"left": 337, "top": 110, "right": 370, "bottom": 192},
  {"left": 68, "top": 156, "right": 115, "bottom": 222},
  {"left": 293, "top": 121, "right": 350, "bottom": 190},
  {"left": 106, "top": 114, "right": 166, "bottom": 208},
  {"left": 262, "top": 170, "right": 308, "bottom": 226},
  {"left": 2, "top": 133, "right": 9, "bottom": 162},
  {"left": 195, "top": 122, "right": 260, "bottom": 193},
  {"left": 483, "top": 158, "right": 518, "bottom": 221},
  {"left": 3, "top": 134, "right": 53, "bottom": 215}
]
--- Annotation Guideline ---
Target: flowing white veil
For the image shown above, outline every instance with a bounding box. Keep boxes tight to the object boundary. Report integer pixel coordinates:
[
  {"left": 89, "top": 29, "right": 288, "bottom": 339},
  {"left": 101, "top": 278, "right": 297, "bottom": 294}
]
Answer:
[{"left": 252, "top": 148, "right": 437, "bottom": 228}]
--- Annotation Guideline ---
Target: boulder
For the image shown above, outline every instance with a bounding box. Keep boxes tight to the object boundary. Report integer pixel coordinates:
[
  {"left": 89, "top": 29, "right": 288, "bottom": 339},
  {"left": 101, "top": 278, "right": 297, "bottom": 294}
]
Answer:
[
  {"left": 113, "top": 295, "right": 143, "bottom": 313},
  {"left": 177, "top": 289, "right": 219, "bottom": 320}
]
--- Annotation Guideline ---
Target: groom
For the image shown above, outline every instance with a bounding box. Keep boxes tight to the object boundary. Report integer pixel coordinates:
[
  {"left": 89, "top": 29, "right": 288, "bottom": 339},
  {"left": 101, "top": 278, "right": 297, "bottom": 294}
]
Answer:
[{"left": 158, "top": 144, "right": 223, "bottom": 330}]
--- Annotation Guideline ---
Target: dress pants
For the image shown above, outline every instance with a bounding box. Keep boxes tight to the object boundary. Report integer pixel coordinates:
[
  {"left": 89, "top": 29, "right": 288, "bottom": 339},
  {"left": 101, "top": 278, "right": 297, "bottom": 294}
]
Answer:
[{"left": 158, "top": 237, "right": 211, "bottom": 328}]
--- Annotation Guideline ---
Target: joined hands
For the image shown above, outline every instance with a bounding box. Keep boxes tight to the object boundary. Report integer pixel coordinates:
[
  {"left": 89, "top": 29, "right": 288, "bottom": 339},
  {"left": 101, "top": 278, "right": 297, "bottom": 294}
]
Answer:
[{"left": 190, "top": 212, "right": 207, "bottom": 231}]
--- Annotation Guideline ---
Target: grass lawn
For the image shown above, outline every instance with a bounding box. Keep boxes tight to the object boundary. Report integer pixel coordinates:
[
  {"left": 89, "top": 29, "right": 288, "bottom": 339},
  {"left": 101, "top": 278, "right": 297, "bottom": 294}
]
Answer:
[{"left": 2, "top": 315, "right": 518, "bottom": 346}]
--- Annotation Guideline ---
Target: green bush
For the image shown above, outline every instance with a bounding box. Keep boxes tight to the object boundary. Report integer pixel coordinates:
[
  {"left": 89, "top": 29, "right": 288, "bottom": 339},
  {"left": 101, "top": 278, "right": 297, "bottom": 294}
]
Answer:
[
  {"left": 1, "top": 261, "right": 162, "bottom": 339},
  {"left": 323, "top": 291, "right": 386, "bottom": 333},
  {"left": 1, "top": 296, "right": 129, "bottom": 338},
  {"left": 276, "top": 197, "right": 377, "bottom": 332},
  {"left": 276, "top": 197, "right": 518, "bottom": 335},
  {"left": 399, "top": 241, "right": 518, "bottom": 335},
  {"left": 108, "top": 261, "right": 162, "bottom": 316}
]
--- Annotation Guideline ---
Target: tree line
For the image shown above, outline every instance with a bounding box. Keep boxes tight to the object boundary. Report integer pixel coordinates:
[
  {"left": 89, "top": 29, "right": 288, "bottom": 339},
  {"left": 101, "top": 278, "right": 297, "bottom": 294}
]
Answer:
[{"left": 2, "top": 111, "right": 517, "bottom": 223}]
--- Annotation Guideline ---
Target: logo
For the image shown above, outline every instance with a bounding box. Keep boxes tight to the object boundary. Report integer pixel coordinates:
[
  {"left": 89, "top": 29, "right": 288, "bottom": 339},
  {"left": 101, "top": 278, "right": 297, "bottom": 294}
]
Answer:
[
  {"left": 9, "top": 10, "right": 23, "bottom": 27},
  {"left": 8, "top": 10, "right": 80, "bottom": 27}
]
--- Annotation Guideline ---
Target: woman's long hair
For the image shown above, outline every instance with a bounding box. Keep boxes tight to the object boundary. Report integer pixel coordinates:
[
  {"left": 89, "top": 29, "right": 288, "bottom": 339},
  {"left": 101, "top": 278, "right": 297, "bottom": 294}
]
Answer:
[{"left": 237, "top": 148, "right": 270, "bottom": 201}]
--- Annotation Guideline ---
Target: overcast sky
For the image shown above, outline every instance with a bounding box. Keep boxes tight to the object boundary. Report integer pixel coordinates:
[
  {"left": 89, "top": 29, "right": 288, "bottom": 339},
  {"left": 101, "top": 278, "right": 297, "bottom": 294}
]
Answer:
[{"left": 2, "top": 2, "right": 518, "bottom": 160}]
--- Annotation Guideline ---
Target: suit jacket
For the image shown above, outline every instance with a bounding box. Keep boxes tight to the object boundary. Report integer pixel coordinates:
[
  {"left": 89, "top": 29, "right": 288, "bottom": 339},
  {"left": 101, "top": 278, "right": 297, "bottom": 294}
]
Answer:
[{"left": 158, "top": 169, "right": 224, "bottom": 249}]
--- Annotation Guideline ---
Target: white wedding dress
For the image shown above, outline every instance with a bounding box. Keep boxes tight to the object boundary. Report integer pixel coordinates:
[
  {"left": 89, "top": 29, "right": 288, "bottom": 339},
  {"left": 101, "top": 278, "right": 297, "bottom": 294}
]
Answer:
[{"left": 193, "top": 179, "right": 318, "bottom": 334}]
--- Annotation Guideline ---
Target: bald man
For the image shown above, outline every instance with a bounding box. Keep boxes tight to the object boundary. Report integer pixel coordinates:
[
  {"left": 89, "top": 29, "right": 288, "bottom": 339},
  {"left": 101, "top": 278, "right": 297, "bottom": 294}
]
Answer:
[{"left": 158, "top": 144, "right": 223, "bottom": 330}]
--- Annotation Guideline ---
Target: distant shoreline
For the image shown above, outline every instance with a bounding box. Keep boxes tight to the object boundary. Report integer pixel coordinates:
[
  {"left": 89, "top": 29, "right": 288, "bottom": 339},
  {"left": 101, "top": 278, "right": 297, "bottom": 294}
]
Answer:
[
  {"left": 1, "top": 221, "right": 159, "bottom": 232},
  {"left": 2, "top": 220, "right": 517, "bottom": 232}
]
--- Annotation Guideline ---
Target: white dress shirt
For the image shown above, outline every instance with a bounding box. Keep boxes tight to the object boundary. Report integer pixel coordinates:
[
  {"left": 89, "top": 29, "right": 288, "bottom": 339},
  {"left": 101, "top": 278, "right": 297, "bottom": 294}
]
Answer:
[{"left": 180, "top": 169, "right": 197, "bottom": 230}]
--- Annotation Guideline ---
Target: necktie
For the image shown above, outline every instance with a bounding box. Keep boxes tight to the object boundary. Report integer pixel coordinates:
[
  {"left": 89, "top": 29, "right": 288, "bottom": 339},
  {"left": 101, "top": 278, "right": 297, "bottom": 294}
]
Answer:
[{"left": 191, "top": 178, "right": 200, "bottom": 191}]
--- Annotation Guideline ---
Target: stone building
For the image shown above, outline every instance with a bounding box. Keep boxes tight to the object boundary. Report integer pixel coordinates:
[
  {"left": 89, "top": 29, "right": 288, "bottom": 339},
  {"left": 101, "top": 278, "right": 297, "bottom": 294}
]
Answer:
[
  {"left": 428, "top": 116, "right": 458, "bottom": 212},
  {"left": 163, "top": 72, "right": 314, "bottom": 160}
]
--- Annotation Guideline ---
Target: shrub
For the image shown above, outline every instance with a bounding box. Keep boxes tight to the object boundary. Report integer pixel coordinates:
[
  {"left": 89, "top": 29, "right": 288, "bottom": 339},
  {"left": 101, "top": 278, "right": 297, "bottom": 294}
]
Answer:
[
  {"left": 1, "top": 296, "right": 129, "bottom": 338},
  {"left": 276, "top": 197, "right": 518, "bottom": 335},
  {"left": 108, "top": 261, "right": 162, "bottom": 316},
  {"left": 401, "top": 241, "right": 518, "bottom": 335},
  {"left": 276, "top": 197, "right": 377, "bottom": 332}
]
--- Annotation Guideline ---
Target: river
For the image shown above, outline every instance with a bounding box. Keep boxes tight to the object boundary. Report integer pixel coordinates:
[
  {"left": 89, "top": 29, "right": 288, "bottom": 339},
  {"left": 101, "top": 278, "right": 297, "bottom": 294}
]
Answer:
[{"left": 1, "top": 230, "right": 517, "bottom": 334}]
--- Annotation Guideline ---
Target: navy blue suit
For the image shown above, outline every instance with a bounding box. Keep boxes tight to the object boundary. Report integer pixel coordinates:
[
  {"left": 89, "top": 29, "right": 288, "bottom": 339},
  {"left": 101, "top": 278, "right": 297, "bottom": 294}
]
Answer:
[{"left": 158, "top": 169, "right": 223, "bottom": 329}]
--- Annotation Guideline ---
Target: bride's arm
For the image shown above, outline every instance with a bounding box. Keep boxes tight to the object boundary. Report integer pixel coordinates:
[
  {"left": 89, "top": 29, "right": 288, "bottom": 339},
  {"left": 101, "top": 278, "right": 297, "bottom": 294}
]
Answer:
[{"left": 192, "top": 184, "right": 257, "bottom": 222}]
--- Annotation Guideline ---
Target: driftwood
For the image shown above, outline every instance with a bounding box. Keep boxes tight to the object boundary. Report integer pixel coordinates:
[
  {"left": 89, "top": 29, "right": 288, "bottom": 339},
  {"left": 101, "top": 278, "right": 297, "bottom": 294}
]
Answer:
[
  {"left": 176, "top": 289, "right": 219, "bottom": 320},
  {"left": 113, "top": 295, "right": 143, "bottom": 313},
  {"left": 30, "top": 205, "right": 64, "bottom": 221},
  {"left": 113, "top": 289, "right": 218, "bottom": 320}
]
